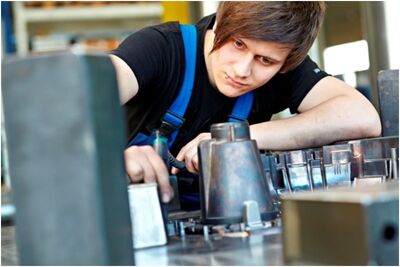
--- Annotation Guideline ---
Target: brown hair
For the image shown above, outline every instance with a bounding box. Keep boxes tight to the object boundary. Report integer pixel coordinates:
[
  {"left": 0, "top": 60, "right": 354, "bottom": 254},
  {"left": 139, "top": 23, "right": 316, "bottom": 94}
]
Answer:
[{"left": 212, "top": 2, "right": 326, "bottom": 72}]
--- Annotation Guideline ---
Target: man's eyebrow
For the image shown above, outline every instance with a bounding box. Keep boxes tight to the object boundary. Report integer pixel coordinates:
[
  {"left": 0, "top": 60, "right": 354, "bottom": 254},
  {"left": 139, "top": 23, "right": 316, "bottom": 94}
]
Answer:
[
  {"left": 240, "top": 38, "right": 284, "bottom": 63},
  {"left": 259, "top": 55, "right": 281, "bottom": 63}
]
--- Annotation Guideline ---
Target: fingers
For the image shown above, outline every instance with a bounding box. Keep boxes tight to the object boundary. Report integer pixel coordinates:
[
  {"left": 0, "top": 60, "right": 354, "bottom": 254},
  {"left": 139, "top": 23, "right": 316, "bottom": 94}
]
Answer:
[
  {"left": 141, "top": 146, "right": 174, "bottom": 202},
  {"left": 171, "top": 166, "right": 179, "bottom": 175},
  {"left": 125, "top": 146, "right": 156, "bottom": 183},
  {"left": 172, "top": 139, "right": 197, "bottom": 174},
  {"left": 184, "top": 146, "right": 199, "bottom": 173},
  {"left": 125, "top": 145, "right": 173, "bottom": 203},
  {"left": 171, "top": 133, "right": 211, "bottom": 174}
]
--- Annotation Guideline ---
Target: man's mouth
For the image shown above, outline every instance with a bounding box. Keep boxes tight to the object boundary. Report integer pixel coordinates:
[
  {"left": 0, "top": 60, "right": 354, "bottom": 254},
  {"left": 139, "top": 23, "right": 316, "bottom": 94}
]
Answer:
[{"left": 224, "top": 74, "right": 247, "bottom": 88}]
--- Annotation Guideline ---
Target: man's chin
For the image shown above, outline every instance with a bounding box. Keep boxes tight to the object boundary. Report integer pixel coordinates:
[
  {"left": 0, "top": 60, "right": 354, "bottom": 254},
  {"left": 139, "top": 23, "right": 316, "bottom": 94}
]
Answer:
[
  {"left": 214, "top": 85, "right": 238, "bottom": 98},
  {"left": 217, "top": 89, "right": 239, "bottom": 98}
]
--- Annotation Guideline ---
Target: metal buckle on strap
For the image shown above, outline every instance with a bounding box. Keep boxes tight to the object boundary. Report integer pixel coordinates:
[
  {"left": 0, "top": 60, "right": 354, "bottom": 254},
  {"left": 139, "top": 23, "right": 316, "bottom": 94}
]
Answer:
[
  {"left": 159, "top": 111, "right": 185, "bottom": 136},
  {"left": 228, "top": 114, "right": 247, "bottom": 122}
]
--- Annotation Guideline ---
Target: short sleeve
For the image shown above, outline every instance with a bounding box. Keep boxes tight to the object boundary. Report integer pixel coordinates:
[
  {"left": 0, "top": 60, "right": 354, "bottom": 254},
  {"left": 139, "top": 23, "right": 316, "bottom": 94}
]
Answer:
[
  {"left": 111, "top": 26, "right": 172, "bottom": 92},
  {"left": 286, "top": 56, "right": 330, "bottom": 113}
]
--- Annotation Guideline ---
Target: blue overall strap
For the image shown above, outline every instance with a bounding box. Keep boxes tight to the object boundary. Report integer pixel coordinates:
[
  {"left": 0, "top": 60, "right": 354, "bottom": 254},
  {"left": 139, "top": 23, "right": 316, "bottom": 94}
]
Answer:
[
  {"left": 161, "top": 24, "right": 197, "bottom": 147},
  {"left": 228, "top": 91, "right": 254, "bottom": 122},
  {"left": 127, "top": 24, "right": 197, "bottom": 148}
]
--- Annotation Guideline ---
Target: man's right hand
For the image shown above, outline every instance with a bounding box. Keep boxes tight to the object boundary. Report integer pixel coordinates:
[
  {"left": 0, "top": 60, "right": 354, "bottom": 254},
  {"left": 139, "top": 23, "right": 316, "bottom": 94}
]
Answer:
[{"left": 125, "top": 145, "right": 173, "bottom": 203}]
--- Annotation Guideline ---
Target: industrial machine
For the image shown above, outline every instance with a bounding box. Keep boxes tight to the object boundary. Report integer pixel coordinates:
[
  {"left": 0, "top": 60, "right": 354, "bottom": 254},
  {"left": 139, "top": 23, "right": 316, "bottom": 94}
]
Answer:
[
  {"left": 1, "top": 52, "right": 398, "bottom": 265},
  {"left": 130, "top": 122, "right": 398, "bottom": 265}
]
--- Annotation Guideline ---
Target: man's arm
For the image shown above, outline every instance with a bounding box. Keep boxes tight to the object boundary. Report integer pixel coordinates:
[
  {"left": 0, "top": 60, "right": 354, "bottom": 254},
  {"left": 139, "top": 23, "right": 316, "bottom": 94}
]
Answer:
[
  {"left": 173, "top": 76, "right": 381, "bottom": 174},
  {"left": 109, "top": 55, "right": 139, "bottom": 104},
  {"left": 109, "top": 54, "right": 173, "bottom": 202},
  {"left": 251, "top": 76, "right": 382, "bottom": 150}
]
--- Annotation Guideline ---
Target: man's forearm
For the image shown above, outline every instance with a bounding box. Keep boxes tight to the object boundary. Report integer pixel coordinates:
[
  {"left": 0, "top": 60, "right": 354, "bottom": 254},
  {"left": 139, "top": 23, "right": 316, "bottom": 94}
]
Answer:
[{"left": 250, "top": 95, "right": 381, "bottom": 150}]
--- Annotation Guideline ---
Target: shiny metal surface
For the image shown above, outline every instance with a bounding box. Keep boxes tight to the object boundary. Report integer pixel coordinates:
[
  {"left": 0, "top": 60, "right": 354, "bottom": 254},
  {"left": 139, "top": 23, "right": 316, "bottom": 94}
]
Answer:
[
  {"left": 243, "top": 201, "right": 266, "bottom": 231},
  {"left": 135, "top": 226, "right": 283, "bottom": 266},
  {"left": 281, "top": 181, "right": 399, "bottom": 265},
  {"left": 392, "top": 148, "right": 398, "bottom": 179},
  {"left": 2, "top": 224, "right": 284, "bottom": 266},
  {"left": 198, "top": 122, "right": 277, "bottom": 225},
  {"left": 128, "top": 183, "right": 167, "bottom": 249},
  {"left": 377, "top": 69, "right": 399, "bottom": 137},
  {"left": 322, "top": 144, "right": 353, "bottom": 187},
  {"left": 261, "top": 136, "right": 399, "bottom": 194},
  {"left": 285, "top": 150, "right": 312, "bottom": 191}
]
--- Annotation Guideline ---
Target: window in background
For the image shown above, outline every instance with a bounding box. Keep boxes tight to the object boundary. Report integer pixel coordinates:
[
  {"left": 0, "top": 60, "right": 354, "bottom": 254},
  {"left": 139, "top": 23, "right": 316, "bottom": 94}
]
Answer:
[{"left": 323, "top": 40, "right": 371, "bottom": 99}]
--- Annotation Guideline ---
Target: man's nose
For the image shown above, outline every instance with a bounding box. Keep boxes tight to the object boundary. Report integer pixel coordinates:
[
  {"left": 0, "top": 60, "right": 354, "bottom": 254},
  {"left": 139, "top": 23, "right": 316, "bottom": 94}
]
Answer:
[{"left": 233, "top": 54, "right": 252, "bottom": 78}]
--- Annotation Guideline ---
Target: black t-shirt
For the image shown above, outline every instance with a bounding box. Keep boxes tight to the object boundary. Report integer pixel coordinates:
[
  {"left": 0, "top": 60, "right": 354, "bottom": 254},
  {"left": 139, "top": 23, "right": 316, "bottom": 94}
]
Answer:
[{"left": 112, "top": 14, "right": 329, "bottom": 155}]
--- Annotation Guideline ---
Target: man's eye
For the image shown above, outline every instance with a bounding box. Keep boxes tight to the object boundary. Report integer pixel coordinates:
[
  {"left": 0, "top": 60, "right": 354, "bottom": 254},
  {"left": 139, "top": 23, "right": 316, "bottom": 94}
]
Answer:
[
  {"left": 233, "top": 39, "right": 244, "bottom": 49},
  {"left": 259, "top": 56, "right": 272, "bottom": 65}
]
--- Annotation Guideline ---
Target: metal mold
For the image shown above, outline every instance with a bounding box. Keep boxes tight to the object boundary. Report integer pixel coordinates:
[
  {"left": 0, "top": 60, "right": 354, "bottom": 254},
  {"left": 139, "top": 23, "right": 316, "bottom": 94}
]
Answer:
[{"left": 198, "top": 122, "right": 278, "bottom": 225}]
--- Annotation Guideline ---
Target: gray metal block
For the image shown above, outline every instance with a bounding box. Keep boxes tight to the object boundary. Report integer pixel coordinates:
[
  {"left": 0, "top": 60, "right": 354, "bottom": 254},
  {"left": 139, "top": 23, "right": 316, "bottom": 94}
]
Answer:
[
  {"left": 2, "top": 52, "right": 134, "bottom": 265},
  {"left": 377, "top": 69, "right": 399, "bottom": 137},
  {"left": 128, "top": 183, "right": 167, "bottom": 249},
  {"left": 281, "top": 181, "right": 399, "bottom": 265}
]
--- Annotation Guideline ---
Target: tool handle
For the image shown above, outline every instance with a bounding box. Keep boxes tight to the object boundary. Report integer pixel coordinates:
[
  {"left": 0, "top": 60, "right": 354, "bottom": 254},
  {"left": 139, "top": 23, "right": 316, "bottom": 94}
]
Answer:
[{"left": 153, "top": 131, "right": 170, "bottom": 238}]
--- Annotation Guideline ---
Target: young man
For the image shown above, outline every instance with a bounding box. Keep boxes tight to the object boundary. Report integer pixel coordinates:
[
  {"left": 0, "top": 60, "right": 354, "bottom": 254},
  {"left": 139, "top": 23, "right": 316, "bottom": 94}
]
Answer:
[{"left": 110, "top": 2, "right": 381, "bottom": 203}]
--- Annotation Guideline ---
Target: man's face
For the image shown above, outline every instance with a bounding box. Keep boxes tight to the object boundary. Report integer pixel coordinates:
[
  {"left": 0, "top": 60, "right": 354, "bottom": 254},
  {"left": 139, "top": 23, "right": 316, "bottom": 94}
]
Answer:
[{"left": 208, "top": 37, "right": 291, "bottom": 97}]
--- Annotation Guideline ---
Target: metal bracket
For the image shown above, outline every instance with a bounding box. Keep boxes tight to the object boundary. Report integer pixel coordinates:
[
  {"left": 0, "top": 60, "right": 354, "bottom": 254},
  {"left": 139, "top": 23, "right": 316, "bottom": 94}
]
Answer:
[{"left": 243, "top": 201, "right": 267, "bottom": 231}]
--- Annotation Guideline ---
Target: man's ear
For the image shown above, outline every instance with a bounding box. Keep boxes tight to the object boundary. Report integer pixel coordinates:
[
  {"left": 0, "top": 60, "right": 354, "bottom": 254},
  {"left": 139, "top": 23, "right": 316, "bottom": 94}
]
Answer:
[
  {"left": 279, "top": 69, "right": 287, "bottom": 74},
  {"left": 278, "top": 65, "right": 288, "bottom": 74}
]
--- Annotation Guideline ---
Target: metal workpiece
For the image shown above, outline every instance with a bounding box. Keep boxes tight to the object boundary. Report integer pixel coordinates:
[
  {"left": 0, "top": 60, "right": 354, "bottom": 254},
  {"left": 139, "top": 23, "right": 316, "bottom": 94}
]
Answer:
[
  {"left": 1, "top": 52, "right": 134, "bottom": 265},
  {"left": 243, "top": 201, "right": 269, "bottom": 232},
  {"left": 198, "top": 122, "right": 278, "bottom": 225},
  {"left": 285, "top": 150, "right": 312, "bottom": 191},
  {"left": 391, "top": 148, "right": 398, "bottom": 179},
  {"left": 308, "top": 153, "right": 325, "bottom": 190},
  {"left": 262, "top": 136, "right": 399, "bottom": 194},
  {"left": 168, "top": 175, "right": 181, "bottom": 212},
  {"left": 128, "top": 183, "right": 167, "bottom": 249},
  {"left": 377, "top": 69, "right": 399, "bottom": 137},
  {"left": 346, "top": 136, "right": 399, "bottom": 179},
  {"left": 134, "top": 225, "right": 283, "bottom": 266},
  {"left": 322, "top": 144, "right": 353, "bottom": 187},
  {"left": 281, "top": 181, "right": 399, "bottom": 265},
  {"left": 210, "top": 121, "right": 251, "bottom": 141}
]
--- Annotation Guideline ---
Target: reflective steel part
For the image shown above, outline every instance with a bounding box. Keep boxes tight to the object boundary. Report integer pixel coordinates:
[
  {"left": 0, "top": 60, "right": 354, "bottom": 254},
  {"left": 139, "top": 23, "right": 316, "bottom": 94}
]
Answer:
[
  {"left": 346, "top": 136, "right": 399, "bottom": 179},
  {"left": 261, "top": 136, "right": 399, "bottom": 194},
  {"left": 128, "top": 183, "right": 167, "bottom": 249},
  {"left": 243, "top": 200, "right": 266, "bottom": 231},
  {"left": 198, "top": 122, "right": 277, "bottom": 225},
  {"left": 392, "top": 148, "right": 398, "bottom": 179},
  {"left": 377, "top": 69, "right": 399, "bottom": 137},
  {"left": 323, "top": 144, "right": 352, "bottom": 187},
  {"left": 285, "top": 150, "right": 312, "bottom": 191},
  {"left": 281, "top": 181, "right": 399, "bottom": 265}
]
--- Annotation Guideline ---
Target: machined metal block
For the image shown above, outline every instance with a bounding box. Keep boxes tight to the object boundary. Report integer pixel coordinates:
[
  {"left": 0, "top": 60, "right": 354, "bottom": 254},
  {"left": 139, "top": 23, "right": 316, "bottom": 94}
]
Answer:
[
  {"left": 323, "top": 144, "right": 352, "bottom": 187},
  {"left": 377, "top": 69, "right": 399, "bottom": 137},
  {"left": 128, "top": 183, "right": 167, "bottom": 249},
  {"left": 2, "top": 52, "right": 134, "bottom": 265},
  {"left": 281, "top": 181, "right": 399, "bottom": 265},
  {"left": 346, "top": 136, "right": 399, "bottom": 179},
  {"left": 198, "top": 122, "right": 277, "bottom": 224},
  {"left": 285, "top": 151, "right": 311, "bottom": 191}
]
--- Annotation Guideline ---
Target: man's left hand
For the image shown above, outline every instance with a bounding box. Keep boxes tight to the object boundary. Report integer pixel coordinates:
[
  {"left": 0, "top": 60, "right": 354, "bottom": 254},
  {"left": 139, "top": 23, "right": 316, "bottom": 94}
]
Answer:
[{"left": 171, "top": 132, "right": 211, "bottom": 174}]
